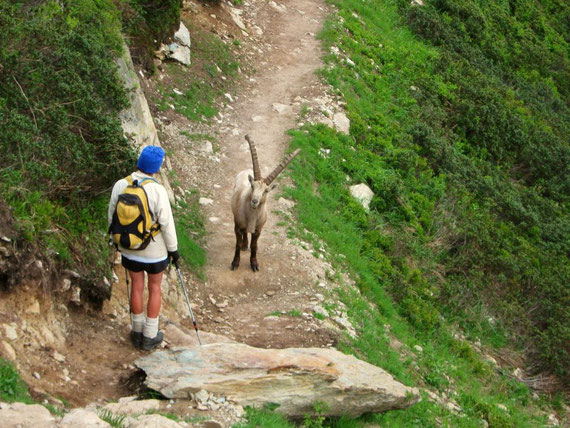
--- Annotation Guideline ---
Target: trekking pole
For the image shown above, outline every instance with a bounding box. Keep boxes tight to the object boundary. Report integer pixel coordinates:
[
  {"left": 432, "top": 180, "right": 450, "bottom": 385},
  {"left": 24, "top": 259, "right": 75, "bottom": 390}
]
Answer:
[{"left": 174, "top": 261, "right": 202, "bottom": 346}]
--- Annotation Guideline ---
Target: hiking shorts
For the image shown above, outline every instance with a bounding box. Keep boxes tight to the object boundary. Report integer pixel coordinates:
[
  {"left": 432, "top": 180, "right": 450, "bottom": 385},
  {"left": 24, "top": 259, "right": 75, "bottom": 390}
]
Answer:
[{"left": 122, "top": 256, "right": 169, "bottom": 274}]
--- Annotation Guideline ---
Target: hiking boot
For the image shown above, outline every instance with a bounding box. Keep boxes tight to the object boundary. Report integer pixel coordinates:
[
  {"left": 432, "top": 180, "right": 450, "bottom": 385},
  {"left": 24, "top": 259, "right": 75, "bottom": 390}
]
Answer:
[
  {"left": 142, "top": 331, "right": 163, "bottom": 351},
  {"left": 130, "top": 331, "right": 143, "bottom": 349}
]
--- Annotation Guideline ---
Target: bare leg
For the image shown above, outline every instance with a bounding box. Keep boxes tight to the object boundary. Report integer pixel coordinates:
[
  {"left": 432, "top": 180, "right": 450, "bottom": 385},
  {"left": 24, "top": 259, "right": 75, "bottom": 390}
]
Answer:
[
  {"left": 129, "top": 270, "right": 145, "bottom": 315},
  {"left": 129, "top": 270, "right": 163, "bottom": 317},
  {"left": 147, "top": 272, "right": 164, "bottom": 318}
]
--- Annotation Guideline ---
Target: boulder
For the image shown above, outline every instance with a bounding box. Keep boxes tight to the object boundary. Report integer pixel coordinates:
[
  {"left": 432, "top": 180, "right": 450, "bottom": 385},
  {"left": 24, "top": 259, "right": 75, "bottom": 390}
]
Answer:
[
  {"left": 349, "top": 183, "right": 374, "bottom": 211},
  {"left": 167, "top": 43, "right": 191, "bottom": 66},
  {"left": 102, "top": 398, "right": 161, "bottom": 416},
  {"left": 165, "top": 22, "right": 192, "bottom": 65},
  {"left": 3, "top": 323, "right": 18, "bottom": 341},
  {"left": 163, "top": 323, "right": 234, "bottom": 348},
  {"left": 124, "top": 414, "right": 184, "bottom": 428},
  {"left": 333, "top": 112, "right": 350, "bottom": 134},
  {"left": 272, "top": 103, "right": 290, "bottom": 114},
  {"left": 59, "top": 409, "right": 110, "bottom": 427},
  {"left": 0, "top": 402, "right": 56, "bottom": 428},
  {"left": 0, "top": 340, "right": 16, "bottom": 361},
  {"left": 199, "top": 197, "right": 214, "bottom": 206},
  {"left": 198, "top": 141, "right": 214, "bottom": 154},
  {"left": 269, "top": 1, "right": 287, "bottom": 13},
  {"left": 173, "top": 22, "right": 191, "bottom": 48},
  {"left": 135, "top": 343, "right": 420, "bottom": 419}
]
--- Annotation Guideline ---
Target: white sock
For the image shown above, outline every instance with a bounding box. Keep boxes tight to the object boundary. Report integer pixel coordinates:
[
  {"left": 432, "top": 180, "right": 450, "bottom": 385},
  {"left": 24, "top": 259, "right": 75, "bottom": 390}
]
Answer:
[
  {"left": 143, "top": 316, "right": 159, "bottom": 338},
  {"left": 131, "top": 312, "right": 145, "bottom": 333}
]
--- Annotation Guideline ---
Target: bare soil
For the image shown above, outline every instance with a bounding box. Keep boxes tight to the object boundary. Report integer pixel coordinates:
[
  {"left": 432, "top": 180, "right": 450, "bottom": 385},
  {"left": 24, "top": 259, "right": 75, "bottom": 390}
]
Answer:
[{"left": 1, "top": 0, "right": 353, "bottom": 419}]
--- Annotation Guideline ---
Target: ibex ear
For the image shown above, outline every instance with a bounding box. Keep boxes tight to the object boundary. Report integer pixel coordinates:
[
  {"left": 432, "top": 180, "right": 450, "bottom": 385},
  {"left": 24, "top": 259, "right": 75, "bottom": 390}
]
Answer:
[
  {"left": 248, "top": 175, "right": 254, "bottom": 185},
  {"left": 268, "top": 183, "right": 278, "bottom": 192}
]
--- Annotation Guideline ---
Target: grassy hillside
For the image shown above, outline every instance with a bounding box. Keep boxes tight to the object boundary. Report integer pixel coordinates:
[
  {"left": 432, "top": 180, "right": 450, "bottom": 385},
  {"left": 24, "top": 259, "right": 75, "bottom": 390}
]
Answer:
[
  {"left": 299, "top": 0, "right": 568, "bottom": 380},
  {"left": 243, "top": 0, "right": 568, "bottom": 425},
  {"left": 0, "top": 0, "right": 185, "bottom": 286}
]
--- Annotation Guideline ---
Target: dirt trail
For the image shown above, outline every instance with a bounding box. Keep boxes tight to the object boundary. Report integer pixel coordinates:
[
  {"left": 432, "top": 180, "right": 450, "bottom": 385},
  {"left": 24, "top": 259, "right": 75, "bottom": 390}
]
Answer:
[
  {"left": 1, "top": 0, "right": 353, "bottom": 414},
  {"left": 187, "top": 0, "right": 336, "bottom": 349}
]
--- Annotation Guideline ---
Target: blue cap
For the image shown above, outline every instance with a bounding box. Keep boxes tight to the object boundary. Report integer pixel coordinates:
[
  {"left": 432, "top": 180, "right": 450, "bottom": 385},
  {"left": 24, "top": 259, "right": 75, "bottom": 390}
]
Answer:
[{"left": 137, "top": 146, "right": 165, "bottom": 174}]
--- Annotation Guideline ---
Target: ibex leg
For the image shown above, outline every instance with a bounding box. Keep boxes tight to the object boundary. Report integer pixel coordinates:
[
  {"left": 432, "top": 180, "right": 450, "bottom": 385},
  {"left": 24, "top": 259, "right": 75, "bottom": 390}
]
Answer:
[
  {"left": 250, "top": 230, "right": 261, "bottom": 272},
  {"left": 241, "top": 230, "right": 248, "bottom": 251},
  {"left": 231, "top": 224, "right": 245, "bottom": 270}
]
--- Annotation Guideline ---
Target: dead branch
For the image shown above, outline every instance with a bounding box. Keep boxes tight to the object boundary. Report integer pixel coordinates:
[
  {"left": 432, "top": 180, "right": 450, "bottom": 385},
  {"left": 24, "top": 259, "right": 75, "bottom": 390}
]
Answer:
[{"left": 12, "top": 75, "right": 38, "bottom": 129}]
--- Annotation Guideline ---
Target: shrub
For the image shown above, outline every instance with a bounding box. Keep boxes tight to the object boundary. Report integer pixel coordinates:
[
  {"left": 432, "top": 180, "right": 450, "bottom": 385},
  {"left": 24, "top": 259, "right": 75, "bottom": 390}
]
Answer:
[
  {"left": 0, "top": 358, "right": 32, "bottom": 403},
  {"left": 129, "top": 0, "right": 182, "bottom": 47},
  {"left": 0, "top": 1, "right": 137, "bottom": 278}
]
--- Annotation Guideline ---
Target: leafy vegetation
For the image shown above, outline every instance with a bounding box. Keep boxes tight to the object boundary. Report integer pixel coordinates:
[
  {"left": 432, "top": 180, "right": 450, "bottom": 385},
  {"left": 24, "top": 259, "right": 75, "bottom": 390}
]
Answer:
[
  {"left": 393, "top": 0, "right": 570, "bottom": 378},
  {"left": 0, "top": 0, "right": 187, "bottom": 283},
  {"left": 0, "top": 0, "right": 140, "bottom": 279},
  {"left": 145, "top": 409, "right": 209, "bottom": 424},
  {"left": 301, "top": 0, "right": 568, "bottom": 380},
  {"left": 0, "top": 358, "right": 32, "bottom": 404},
  {"left": 118, "top": 0, "right": 182, "bottom": 68},
  {"left": 128, "top": 0, "right": 182, "bottom": 45}
]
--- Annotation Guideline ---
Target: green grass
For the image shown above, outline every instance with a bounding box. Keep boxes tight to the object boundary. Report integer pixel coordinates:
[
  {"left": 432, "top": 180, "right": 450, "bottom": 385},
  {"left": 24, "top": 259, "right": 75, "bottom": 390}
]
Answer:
[
  {"left": 267, "top": 310, "right": 302, "bottom": 318},
  {"left": 267, "top": 309, "right": 302, "bottom": 318},
  {"left": 98, "top": 409, "right": 126, "bottom": 428},
  {"left": 44, "top": 404, "right": 66, "bottom": 417},
  {"left": 155, "top": 24, "right": 241, "bottom": 123},
  {"left": 0, "top": 358, "right": 33, "bottom": 404},
  {"left": 175, "top": 189, "right": 207, "bottom": 281},
  {"left": 1, "top": 169, "right": 114, "bottom": 279},
  {"left": 234, "top": 405, "right": 295, "bottom": 428},
  {"left": 179, "top": 131, "right": 216, "bottom": 142},
  {"left": 287, "top": 309, "right": 302, "bottom": 318},
  {"left": 0, "top": 358, "right": 70, "bottom": 416}
]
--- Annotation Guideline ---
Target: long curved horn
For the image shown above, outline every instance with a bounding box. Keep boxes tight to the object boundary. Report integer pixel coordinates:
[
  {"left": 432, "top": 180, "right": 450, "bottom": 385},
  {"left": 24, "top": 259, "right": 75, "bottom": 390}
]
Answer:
[
  {"left": 264, "top": 149, "right": 301, "bottom": 185},
  {"left": 245, "top": 135, "right": 262, "bottom": 181}
]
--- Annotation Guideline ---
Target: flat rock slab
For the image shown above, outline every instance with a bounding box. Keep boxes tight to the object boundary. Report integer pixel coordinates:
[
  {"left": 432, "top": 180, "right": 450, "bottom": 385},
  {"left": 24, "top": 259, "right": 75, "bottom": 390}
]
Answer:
[
  {"left": 163, "top": 323, "right": 234, "bottom": 348},
  {"left": 0, "top": 402, "right": 57, "bottom": 428},
  {"left": 135, "top": 343, "right": 420, "bottom": 418}
]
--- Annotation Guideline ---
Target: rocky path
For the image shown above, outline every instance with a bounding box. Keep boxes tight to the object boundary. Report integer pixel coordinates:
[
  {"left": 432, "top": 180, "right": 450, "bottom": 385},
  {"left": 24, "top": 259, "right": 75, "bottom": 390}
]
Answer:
[{"left": 162, "top": 0, "right": 352, "bottom": 351}]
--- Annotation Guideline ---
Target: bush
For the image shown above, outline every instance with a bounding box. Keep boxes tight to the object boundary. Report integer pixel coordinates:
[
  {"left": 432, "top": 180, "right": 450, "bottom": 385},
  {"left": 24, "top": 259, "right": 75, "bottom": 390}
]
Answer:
[
  {"left": 0, "top": 1, "right": 137, "bottom": 278},
  {"left": 0, "top": 0, "right": 136, "bottom": 198},
  {"left": 309, "top": 0, "right": 570, "bottom": 380},
  {"left": 129, "top": 0, "right": 182, "bottom": 46},
  {"left": 0, "top": 358, "right": 32, "bottom": 403}
]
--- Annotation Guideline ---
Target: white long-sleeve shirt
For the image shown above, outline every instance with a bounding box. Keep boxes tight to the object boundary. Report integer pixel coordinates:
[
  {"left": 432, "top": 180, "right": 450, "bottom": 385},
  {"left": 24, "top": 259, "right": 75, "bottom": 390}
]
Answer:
[{"left": 108, "top": 171, "right": 178, "bottom": 262}]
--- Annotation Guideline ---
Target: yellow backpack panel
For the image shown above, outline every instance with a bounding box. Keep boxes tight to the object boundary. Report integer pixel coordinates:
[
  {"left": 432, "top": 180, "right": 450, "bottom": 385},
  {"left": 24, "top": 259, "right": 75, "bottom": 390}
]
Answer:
[{"left": 109, "top": 176, "right": 160, "bottom": 250}]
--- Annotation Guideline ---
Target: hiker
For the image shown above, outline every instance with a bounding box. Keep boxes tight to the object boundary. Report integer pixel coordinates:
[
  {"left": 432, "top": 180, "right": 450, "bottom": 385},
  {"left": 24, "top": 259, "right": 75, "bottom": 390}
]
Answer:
[{"left": 108, "top": 145, "right": 179, "bottom": 351}]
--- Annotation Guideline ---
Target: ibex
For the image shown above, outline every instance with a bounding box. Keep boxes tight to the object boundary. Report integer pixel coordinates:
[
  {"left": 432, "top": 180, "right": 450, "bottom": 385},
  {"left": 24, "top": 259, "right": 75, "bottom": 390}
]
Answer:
[{"left": 231, "top": 135, "right": 301, "bottom": 271}]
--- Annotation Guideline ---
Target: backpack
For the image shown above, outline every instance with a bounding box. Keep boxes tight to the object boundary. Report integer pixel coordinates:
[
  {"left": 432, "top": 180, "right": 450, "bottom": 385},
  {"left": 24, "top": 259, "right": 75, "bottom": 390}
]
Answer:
[{"left": 109, "top": 176, "right": 161, "bottom": 250}]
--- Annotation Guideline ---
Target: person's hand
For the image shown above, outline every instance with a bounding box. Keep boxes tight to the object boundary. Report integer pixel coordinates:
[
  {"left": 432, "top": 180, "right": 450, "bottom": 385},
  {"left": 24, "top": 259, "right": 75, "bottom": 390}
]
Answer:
[{"left": 168, "top": 250, "right": 180, "bottom": 268}]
